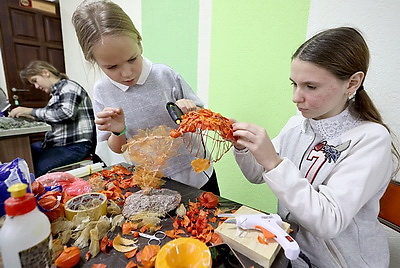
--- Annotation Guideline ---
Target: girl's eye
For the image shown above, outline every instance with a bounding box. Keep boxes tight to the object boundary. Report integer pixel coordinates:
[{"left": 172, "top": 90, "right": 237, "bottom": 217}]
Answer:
[
  {"left": 128, "top": 57, "right": 136, "bottom": 63},
  {"left": 307, "top": 85, "right": 316, "bottom": 89},
  {"left": 106, "top": 65, "right": 117, "bottom": 70},
  {"left": 290, "top": 82, "right": 297, "bottom": 87}
]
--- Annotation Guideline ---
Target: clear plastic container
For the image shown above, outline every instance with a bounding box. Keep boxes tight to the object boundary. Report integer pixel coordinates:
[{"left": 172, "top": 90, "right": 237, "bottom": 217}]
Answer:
[{"left": 0, "top": 183, "right": 52, "bottom": 268}]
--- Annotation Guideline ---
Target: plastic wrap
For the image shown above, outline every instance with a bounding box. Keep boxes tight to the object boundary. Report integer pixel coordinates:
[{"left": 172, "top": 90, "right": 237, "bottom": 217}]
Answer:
[
  {"left": 0, "top": 158, "right": 33, "bottom": 216},
  {"left": 36, "top": 172, "right": 92, "bottom": 196}
]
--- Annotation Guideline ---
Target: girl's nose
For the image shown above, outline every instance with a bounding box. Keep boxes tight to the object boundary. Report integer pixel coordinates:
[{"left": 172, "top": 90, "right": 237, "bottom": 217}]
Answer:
[
  {"left": 292, "top": 88, "right": 303, "bottom": 103},
  {"left": 121, "top": 64, "right": 132, "bottom": 78}
]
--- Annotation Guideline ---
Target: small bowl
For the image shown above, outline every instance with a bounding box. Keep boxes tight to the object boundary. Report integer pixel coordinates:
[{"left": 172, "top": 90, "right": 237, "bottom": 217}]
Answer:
[{"left": 64, "top": 192, "right": 107, "bottom": 221}]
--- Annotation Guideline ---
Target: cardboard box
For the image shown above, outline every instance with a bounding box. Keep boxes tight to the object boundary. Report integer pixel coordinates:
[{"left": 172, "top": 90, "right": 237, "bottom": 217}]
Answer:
[{"left": 215, "top": 206, "right": 290, "bottom": 267}]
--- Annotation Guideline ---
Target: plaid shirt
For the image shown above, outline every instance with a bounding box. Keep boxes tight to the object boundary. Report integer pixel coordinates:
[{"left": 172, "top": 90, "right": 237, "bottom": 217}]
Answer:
[{"left": 32, "top": 79, "right": 95, "bottom": 148}]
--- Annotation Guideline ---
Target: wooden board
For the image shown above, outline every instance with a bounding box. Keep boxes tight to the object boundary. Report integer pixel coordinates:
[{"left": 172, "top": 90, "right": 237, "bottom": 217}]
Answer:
[{"left": 215, "top": 206, "right": 290, "bottom": 267}]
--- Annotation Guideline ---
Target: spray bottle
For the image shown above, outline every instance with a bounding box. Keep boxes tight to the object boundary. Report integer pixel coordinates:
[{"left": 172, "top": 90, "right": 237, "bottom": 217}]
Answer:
[{"left": 0, "top": 183, "right": 52, "bottom": 268}]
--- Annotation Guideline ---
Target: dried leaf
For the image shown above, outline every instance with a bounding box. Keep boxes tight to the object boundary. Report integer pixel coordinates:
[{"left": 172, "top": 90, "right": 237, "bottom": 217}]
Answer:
[
  {"left": 191, "top": 158, "right": 211, "bottom": 173},
  {"left": 92, "top": 264, "right": 107, "bottom": 268},
  {"left": 113, "top": 234, "right": 138, "bottom": 253},
  {"left": 100, "top": 236, "right": 112, "bottom": 253},
  {"left": 55, "top": 246, "right": 80, "bottom": 268},
  {"left": 125, "top": 260, "right": 138, "bottom": 268},
  {"left": 175, "top": 203, "right": 186, "bottom": 217},
  {"left": 122, "top": 222, "right": 133, "bottom": 234},
  {"left": 124, "top": 248, "right": 138, "bottom": 259},
  {"left": 139, "top": 245, "right": 160, "bottom": 268},
  {"left": 258, "top": 235, "right": 269, "bottom": 245},
  {"left": 255, "top": 225, "right": 276, "bottom": 240},
  {"left": 89, "top": 227, "right": 100, "bottom": 258}
]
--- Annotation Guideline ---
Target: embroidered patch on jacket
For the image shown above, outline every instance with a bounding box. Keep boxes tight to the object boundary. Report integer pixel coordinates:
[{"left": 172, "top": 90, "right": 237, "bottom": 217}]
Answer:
[{"left": 305, "top": 140, "right": 351, "bottom": 183}]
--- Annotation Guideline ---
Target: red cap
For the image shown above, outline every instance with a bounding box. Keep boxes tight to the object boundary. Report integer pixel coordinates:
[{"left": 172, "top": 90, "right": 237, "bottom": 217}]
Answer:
[{"left": 5, "top": 192, "right": 36, "bottom": 216}]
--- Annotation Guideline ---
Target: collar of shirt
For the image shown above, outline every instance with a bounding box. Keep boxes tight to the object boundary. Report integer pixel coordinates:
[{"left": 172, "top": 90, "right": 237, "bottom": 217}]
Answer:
[
  {"left": 50, "top": 79, "right": 66, "bottom": 95},
  {"left": 106, "top": 57, "right": 152, "bottom": 92}
]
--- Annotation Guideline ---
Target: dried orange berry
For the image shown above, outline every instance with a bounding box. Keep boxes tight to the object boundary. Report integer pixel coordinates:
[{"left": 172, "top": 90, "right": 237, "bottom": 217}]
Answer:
[{"left": 55, "top": 246, "right": 80, "bottom": 268}]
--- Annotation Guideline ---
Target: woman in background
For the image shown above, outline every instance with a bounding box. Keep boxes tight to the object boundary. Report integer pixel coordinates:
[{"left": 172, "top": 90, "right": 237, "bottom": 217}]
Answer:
[
  {"left": 233, "top": 27, "right": 399, "bottom": 267},
  {"left": 9, "top": 60, "right": 95, "bottom": 177}
]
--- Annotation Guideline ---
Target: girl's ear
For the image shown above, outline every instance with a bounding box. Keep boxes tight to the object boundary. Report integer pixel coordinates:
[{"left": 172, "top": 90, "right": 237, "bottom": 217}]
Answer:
[
  {"left": 347, "top": 71, "right": 364, "bottom": 95},
  {"left": 138, "top": 42, "right": 143, "bottom": 54},
  {"left": 41, "top": 69, "right": 50, "bottom": 77}
]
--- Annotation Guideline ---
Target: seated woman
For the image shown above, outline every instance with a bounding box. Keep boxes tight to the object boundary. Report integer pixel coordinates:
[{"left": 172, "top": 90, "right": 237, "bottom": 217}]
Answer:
[{"left": 9, "top": 60, "right": 96, "bottom": 177}]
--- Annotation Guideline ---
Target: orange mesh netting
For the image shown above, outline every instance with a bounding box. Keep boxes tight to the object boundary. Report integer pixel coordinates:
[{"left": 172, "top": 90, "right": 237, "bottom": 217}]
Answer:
[
  {"left": 169, "top": 108, "right": 236, "bottom": 172},
  {"left": 121, "top": 125, "right": 183, "bottom": 192}
]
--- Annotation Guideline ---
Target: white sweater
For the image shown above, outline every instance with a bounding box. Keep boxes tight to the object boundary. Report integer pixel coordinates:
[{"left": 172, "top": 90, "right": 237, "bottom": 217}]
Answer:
[{"left": 234, "top": 107, "right": 392, "bottom": 267}]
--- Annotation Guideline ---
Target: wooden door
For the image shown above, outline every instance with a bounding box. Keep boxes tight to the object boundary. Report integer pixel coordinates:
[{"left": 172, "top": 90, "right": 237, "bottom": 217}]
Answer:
[{"left": 0, "top": 0, "right": 65, "bottom": 109}]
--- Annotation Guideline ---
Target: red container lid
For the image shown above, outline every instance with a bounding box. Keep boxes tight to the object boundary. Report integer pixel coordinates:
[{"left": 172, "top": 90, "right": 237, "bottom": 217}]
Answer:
[
  {"left": 5, "top": 193, "right": 36, "bottom": 216},
  {"left": 4, "top": 183, "right": 36, "bottom": 216}
]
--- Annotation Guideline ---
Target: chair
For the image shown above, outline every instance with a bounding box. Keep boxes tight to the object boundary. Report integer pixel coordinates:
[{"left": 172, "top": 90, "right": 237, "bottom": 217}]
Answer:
[{"left": 378, "top": 180, "right": 400, "bottom": 232}]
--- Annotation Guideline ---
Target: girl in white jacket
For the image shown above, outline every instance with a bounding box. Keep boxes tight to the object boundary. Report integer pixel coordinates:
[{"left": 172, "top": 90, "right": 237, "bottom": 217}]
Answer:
[{"left": 233, "top": 27, "right": 399, "bottom": 267}]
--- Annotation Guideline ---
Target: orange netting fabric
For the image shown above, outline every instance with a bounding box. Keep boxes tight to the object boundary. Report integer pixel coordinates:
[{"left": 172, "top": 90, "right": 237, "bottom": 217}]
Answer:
[
  {"left": 121, "top": 125, "right": 183, "bottom": 192},
  {"left": 169, "top": 108, "right": 236, "bottom": 172}
]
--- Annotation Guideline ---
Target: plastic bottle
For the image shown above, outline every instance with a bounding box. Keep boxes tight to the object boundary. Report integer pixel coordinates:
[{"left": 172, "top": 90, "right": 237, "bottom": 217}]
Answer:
[{"left": 0, "top": 183, "right": 52, "bottom": 268}]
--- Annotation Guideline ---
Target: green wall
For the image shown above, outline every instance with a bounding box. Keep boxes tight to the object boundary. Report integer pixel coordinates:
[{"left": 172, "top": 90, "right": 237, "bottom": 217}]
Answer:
[
  {"left": 142, "top": 1, "right": 310, "bottom": 212},
  {"left": 141, "top": 0, "right": 199, "bottom": 92},
  {"left": 208, "top": 2, "right": 309, "bottom": 212}
]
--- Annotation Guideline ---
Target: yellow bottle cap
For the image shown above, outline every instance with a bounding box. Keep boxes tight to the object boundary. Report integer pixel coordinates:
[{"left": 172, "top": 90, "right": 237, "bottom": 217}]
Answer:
[{"left": 7, "top": 183, "right": 28, "bottom": 198}]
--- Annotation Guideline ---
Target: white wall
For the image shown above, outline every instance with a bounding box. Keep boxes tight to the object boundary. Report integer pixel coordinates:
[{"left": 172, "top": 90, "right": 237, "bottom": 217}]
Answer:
[{"left": 307, "top": 0, "right": 400, "bottom": 266}]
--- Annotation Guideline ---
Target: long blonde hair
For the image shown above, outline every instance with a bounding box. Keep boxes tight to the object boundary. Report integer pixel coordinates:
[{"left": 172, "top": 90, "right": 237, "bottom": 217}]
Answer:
[
  {"left": 19, "top": 60, "right": 68, "bottom": 85},
  {"left": 72, "top": 0, "right": 142, "bottom": 64}
]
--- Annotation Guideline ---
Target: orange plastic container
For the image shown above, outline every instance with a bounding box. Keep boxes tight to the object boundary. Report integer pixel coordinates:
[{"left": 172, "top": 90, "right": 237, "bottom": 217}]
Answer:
[{"left": 155, "top": 237, "right": 211, "bottom": 267}]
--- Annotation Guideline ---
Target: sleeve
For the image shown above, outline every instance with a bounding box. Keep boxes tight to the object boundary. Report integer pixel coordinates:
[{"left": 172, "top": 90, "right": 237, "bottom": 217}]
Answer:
[
  {"left": 32, "top": 82, "right": 81, "bottom": 123},
  {"left": 233, "top": 147, "right": 265, "bottom": 184},
  {"left": 172, "top": 73, "right": 205, "bottom": 107},
  {"left": 92, "top": 81, "right": 110, "bottom": 142},
  {"left": 263, "top": 124, "right": 393, "bottom": 238},
  {"left": 233, "top": 115, "right": 302, "bottom": 184}
]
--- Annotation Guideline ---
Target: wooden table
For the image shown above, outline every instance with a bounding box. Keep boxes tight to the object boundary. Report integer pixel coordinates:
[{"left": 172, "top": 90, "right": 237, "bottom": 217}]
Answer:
[
  {"left": 0, "top": 123, "right": 50, "bottom": 173},
  {"left": 73, "top": 164, "right": 293, "bottom": 268}
]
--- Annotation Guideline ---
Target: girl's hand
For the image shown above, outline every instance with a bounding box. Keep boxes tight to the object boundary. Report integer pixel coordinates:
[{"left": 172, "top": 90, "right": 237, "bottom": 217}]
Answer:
[
  {"left": 175, "top": 99, "right": 200, "bottom": 114},
  {"left": 233, "top": 122, "right": 282, "bottom": 171},
  {"left": 8, "top": 107, "right": 35, "bottom": 120},
  {"left": 95, "top": 107, "right": 125, "bottom": 133},
  {"left": 229, "top": 118, "right": 246, "bottom": 150}
]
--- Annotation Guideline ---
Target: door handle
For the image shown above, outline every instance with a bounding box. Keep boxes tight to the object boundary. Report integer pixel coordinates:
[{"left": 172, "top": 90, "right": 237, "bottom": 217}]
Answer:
[{"left": 11, "top": 87, "right": 29, "bottom": 92}]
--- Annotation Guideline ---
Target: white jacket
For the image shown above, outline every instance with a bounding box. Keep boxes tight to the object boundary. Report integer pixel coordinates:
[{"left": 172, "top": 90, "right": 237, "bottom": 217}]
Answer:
[{"left": 234, "top": 108, "right": 392, "bottom": 267}]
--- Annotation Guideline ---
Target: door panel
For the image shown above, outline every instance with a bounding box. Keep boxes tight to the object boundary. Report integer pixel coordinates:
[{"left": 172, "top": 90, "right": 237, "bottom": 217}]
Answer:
[
  {"left": 43, "top": 16, "right": 63, "bottom": 44},
  {"left": 0, "top": 0, "right": 65, "bottom": 109},
  {"left": 47, "top": 49, "right": 65, "bottom": 73},
  {"left": 11, "top": 10, "right": 37, "bottom": 40}
]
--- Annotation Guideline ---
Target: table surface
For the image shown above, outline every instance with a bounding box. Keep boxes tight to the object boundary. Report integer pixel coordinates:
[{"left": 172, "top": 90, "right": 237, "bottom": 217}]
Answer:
[
  {"left": 0, "top": 118, "right": 50, "bottom": 138},
  {"left": 73, "top": 164, "right": 291, "bottom": 268}
]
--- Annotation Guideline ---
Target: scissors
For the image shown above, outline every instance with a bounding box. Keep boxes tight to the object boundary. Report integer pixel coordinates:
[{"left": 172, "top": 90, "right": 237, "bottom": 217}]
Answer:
[
  {"left": 138, "top": 231, "right": 167, "bottom": 245},
  {"left": 166, "top": 102, "right": 184, "bottom": 124}
]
